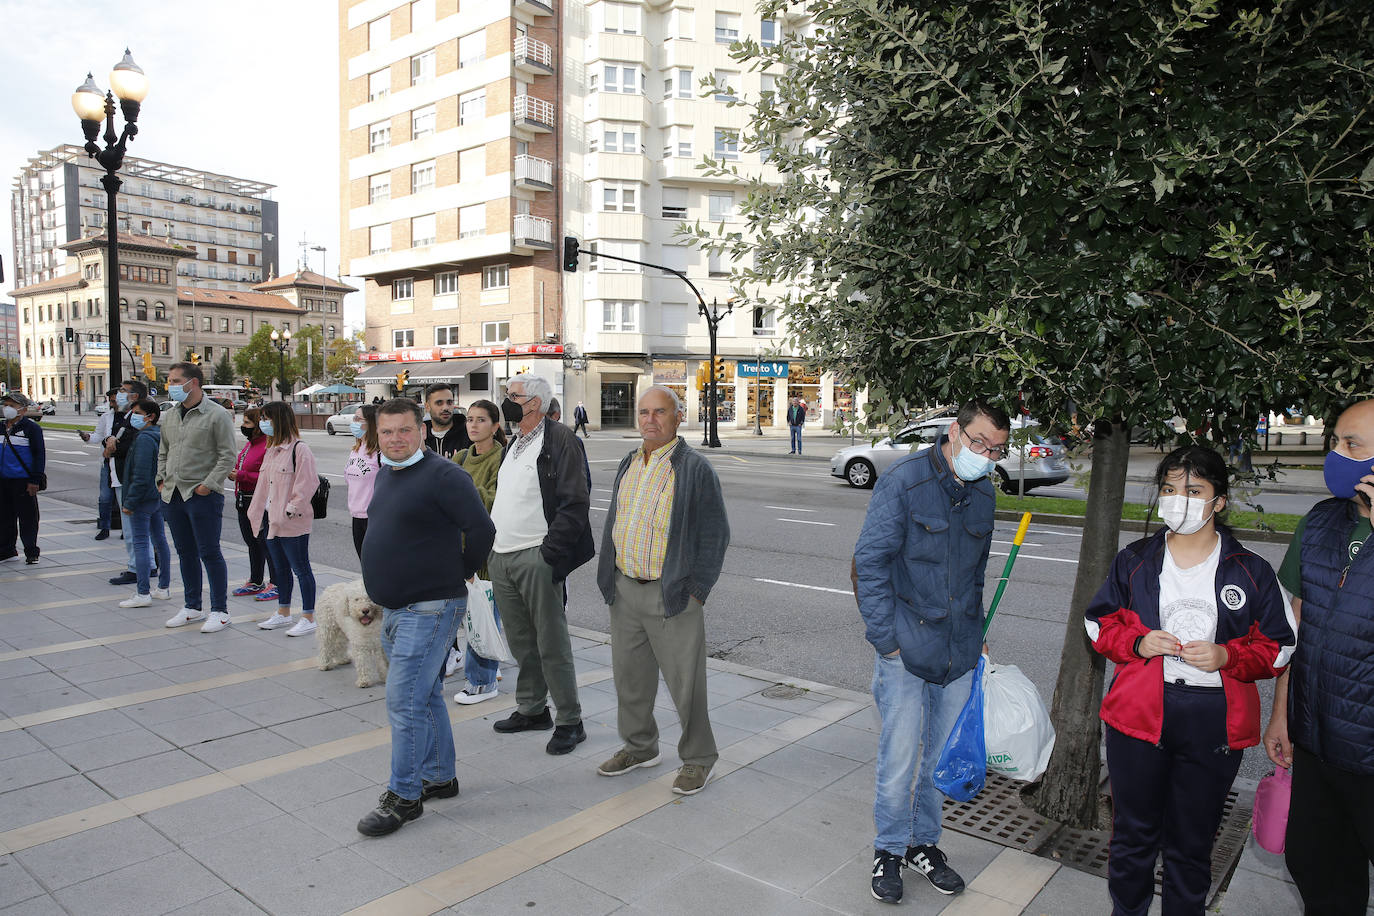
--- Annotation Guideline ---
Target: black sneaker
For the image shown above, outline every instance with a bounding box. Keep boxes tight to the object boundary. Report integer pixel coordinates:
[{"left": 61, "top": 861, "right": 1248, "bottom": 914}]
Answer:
[
  {"left": 905, "top": 844, "right": 964, "bottom": 895},
  {"left": 546, "top": 721, "right": 586, "bottom": 755},
  {"left": 420, "top": 777, "right": 460, "bottom": 801},
  {"left": 493, "top": 708, "right": 554, "bottom": 733},
  {"left": 356, "top": 790, "right": 422, "bottom": 837},
  {"left": 109, "top": 571, "right": 137, "bottom": 585},
  {"left": 871, "top": 849, "right": 904, "bottom": 903},
  {"left": 94, "top": 529, "right": 110, "bottom": 541}
]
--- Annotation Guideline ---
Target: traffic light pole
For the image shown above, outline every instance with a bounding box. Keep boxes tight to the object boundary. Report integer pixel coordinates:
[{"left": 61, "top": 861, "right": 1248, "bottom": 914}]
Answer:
[{"left": 561, "top": 238, "right": 730, "bottom": 448}]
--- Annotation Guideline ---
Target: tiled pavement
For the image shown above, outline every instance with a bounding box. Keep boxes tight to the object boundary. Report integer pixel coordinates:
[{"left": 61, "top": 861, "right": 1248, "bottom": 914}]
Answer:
[{"left": 0, "top": 502, "right": 1347, "bottom": 915}]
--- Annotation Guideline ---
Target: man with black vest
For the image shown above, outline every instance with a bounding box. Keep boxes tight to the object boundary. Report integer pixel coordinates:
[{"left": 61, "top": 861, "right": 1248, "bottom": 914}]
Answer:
[{"left": 1265, "top": 398, "right": 1374, "bottom": 913}]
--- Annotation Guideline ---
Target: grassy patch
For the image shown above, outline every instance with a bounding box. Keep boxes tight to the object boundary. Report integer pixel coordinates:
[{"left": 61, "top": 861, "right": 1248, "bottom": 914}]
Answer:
[
  {"left": 39, "top": 421, "right": 96, "bottom": 432},
  {"left": 996, "top": 493, "right": 1302, "bottom": 533}
]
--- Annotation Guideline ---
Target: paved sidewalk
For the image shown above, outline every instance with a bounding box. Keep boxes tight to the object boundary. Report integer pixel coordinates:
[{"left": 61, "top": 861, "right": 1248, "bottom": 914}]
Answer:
[{"left": 0, "top": 501, "right": 1341, "bottom": 915}]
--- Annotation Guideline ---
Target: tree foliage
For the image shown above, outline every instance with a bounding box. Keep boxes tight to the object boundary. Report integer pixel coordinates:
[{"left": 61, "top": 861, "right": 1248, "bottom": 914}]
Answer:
[
  {"left": 234, "top": 324, "right": 293, "bottom": 393},
  {"left": 212, "top": 350, "right": 235, "bottom": 386},
  {"left": 326, "top": 331, "right": 363, "bottom": 386}
]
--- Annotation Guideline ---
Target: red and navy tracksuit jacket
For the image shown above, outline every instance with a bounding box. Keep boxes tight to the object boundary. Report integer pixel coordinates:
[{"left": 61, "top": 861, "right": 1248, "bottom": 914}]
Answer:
[{"left": 1084, "top": 527, "right": 1297, "bottom": 749}]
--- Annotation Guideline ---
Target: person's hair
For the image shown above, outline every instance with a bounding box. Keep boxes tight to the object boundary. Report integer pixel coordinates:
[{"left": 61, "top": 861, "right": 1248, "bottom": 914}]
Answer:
[
  {"left": 509, "top": 373, "right": 552, "bottom": 409},
  {"left": 378, "top": 397, "right": 423, "bottom": 428},
  {"left": 105, "top": 388, "right": 119, "bottom": 397},
  {"left": 131, "top": 398, "right": 161, "bottom": 423},
  {"left": 242, "top": 405, "right": 264, "bottom": 426},
  {"left": 167, "top": 362, "right": 204, "bottom": 386},
  {"left": 467, "top": 399, "right": 507, "bottom": 447},
  {"left": 641, "top": 385, "right": 685, "bottom": 417},
  {"left": 424, "top": 382, "right": 454, "bottom": 401},
  {"left": 123, "top": 378, "right": 148, "bottom": 399},
  {"left": 261, "top": 400, "right": 299, "bottom": 447},
  {"left": 1148, "top": 444, "right": 1230, "bottom": 534},
  {"left": 546, "top": 396, "right": 561, "bottom": 417},
  {"left": 353, "top": 403, "right": 380, "bottom": 455},
  {"left": 955, "top": 398, "right": 1012, "bottom": 433}
]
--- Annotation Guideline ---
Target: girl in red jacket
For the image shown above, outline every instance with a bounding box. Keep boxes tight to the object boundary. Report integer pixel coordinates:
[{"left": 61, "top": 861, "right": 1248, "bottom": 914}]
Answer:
[{"left": 1085, "top": 445, "right": 1296, "bottom": 916}]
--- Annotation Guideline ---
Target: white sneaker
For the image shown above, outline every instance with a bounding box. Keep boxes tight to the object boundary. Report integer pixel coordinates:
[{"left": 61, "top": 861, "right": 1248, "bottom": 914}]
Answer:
[
  {"left": 258, "top": 613, "right": 295, "bottom": 630},
  {"left": 444, "top": 646, "right": 464, "bottom": 678},
  {"left": 200, "top": 611, "right": 232, "bottom": 633},
  {"left": 285, "top": 618, "right": 317, "bottom": 637},
  {"left": 119, "top": 593, "right": 152, "bottom": 608},
  {"left": 150, "top": 587, "right": 171, "bottom": 600},
  {"left": 165, "top": 607, "right": 206, "bottom": 628},
  {"left": 454, "top": 683, "right": 498, "bottom": 705}
]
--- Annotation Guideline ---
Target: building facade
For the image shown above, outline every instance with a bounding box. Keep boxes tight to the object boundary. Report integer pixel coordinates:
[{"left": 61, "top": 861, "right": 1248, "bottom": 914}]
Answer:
[{"left": 10, "top": 144, "right": 279, "bottom": 293}]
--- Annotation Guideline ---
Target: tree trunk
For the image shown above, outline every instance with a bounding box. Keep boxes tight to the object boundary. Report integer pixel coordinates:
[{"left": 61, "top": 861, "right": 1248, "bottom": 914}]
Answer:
[{"left": 1025, "top": 420, "right": 1131, "bottom": 828}]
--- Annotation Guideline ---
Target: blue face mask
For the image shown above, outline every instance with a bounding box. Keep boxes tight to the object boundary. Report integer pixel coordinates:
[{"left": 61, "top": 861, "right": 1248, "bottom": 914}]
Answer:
[
  {"left": 258, "top": 420, "right": 273, "bottom": 437},
  {"left": 129, "top": 413, "right": 147, "bottom": 430},
  {"left": 349, "top": 422, "right": 365, "bottom": 439},
  {"left": 1324, "top": 449, "right": 1374, "bottom": 500},
  {"left": 168, "top": 384, "right": 188, "bottom": 403},
  {"left": 115, "top": 392, "right": 129, "bottom": 408},
  {"left": 951, "top": 433, "right": 995, "bottom": 481},
  {"left": 380, "top": 448, "right": 425, "bottom": 469}
]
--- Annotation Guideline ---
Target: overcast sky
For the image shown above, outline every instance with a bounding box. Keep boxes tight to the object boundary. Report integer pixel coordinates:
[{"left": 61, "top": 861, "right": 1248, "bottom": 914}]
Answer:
[{"left": 1, "top": 0, "right": 364, "bottom": 328}]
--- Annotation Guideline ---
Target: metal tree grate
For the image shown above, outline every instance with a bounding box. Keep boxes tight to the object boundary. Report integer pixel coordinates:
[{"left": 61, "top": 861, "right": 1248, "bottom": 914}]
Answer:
[{"left": 760, "top": 684, "right": 808, "bottom": 700}]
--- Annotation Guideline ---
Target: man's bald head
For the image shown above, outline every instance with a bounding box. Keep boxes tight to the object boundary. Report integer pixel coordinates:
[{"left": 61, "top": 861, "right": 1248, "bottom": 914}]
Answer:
[{"left": 1335, "top": 400, "right": 1374, "bottom": 456}]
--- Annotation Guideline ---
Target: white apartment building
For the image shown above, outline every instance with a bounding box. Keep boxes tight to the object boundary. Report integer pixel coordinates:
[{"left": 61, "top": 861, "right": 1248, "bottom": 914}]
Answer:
[{"left": 10, "top": 144, "right": 280, "bottom": 293}]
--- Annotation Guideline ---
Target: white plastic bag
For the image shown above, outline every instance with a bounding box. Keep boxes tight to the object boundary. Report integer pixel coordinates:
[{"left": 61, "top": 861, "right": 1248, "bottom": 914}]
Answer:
[
  {"left": 463, "top": 578, "right": 512, "bottom": 663},
  {"left": 983, "top": 661, "right": 1055, "bottom": 782}
]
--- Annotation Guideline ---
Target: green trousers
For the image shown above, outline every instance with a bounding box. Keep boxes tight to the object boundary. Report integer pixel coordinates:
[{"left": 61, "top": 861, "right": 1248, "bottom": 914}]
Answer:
[{"left": 489, "top": 546, "right": 582, "bottom": 726}]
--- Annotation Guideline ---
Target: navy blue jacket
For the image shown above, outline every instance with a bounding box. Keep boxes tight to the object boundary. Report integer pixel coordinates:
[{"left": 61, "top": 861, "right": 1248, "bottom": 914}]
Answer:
[
  {"left": 121, "top": 426, "right": 163, "bottom": 510},
  {"left": 853, "top": 437, "right": 993, "bottom": 685},
  {"left": 0, "top": 418, "right": 45, "bottom": 482},
  {"left": 1289, "top": 497, "right": 1374, "bottom": 774}
]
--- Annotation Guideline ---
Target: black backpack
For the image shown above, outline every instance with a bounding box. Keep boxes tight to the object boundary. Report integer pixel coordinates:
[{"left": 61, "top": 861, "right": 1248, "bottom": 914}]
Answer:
[{"left": 290, "top": 441, "right": 330, "bottom": 519}]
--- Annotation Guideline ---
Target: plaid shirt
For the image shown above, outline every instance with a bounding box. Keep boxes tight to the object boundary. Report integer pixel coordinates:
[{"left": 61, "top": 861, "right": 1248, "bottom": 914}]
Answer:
[{"left": 612, "top": 437, "right": 679, "bottom": 580}]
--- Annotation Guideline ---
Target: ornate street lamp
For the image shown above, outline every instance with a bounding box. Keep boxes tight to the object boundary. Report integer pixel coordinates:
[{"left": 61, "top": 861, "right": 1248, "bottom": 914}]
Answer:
[
  {"left": 71, "top": 50, "right": 150, "bottom": 387},
  {"left": 270, "top": 328, "right": 292, "bottom": 400}
]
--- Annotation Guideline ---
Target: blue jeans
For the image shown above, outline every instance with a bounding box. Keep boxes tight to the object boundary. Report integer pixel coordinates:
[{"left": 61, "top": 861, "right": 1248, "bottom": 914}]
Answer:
[
  {"left": 871, "top": 653, "right": 974, "bottom": 854},
  {"left": 127, "top": 503, "right": 171, "bottom": 594},
  {"left": 265, "top": 534, "right": 315, "bottom": 612},
  {"left": 115, "top": 488, "right": 136, "bottom": 572},
  {"left": 381, "top": 596, "right": 466, "bottom": 800},
  {"left": 464, "top": 596, "right": 502, "bottom": 688},
  {"left": 790, "top": 425, "right": 803, "bottom": 453},
  {"left": 162, "top": 490, "right": 228, "bottom": 613}
]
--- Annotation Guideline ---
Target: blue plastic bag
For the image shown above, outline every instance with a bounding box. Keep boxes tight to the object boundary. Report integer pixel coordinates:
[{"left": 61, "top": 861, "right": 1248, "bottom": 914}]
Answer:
[{"left": 933, "top": 656, "right": 987, "bottom": 802}]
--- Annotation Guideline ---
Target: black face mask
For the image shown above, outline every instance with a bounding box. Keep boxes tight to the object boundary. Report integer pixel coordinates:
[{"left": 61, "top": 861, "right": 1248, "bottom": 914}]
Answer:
[
  {"left": 500, "top": 397, "right": 525, "bottom": 423},
  {"left": 240, "top": 426, "right": 254, "bottom": 440}
]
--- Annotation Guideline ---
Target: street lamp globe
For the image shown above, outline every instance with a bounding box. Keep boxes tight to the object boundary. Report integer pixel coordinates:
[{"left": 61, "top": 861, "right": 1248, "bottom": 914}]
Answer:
[
  {"left": 270, "top": 329, "right": 280, "bottom": 342},
  {"left": 71, "top": 73, "right": 105, "bottom": 123},
  {"left": 284, "top": 329, "right": 292, "bottom": 342},
  {"left": 108, "top": 50, "right": 149, "bottom": 102}
]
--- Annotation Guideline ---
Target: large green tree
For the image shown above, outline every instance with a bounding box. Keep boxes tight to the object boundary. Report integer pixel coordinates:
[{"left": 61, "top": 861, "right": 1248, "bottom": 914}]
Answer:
[
  {"left": 711, "top": 0, "right": 1374, "bottom": 826},
  {"left": 212, "top": 350, "right": 235, "bottom": 386},
  {"left": 234, "top": 324, "right": 295, "bottom": 394},
  {"left": 326, "top": 331, "right": 363, "bottom": 386}
]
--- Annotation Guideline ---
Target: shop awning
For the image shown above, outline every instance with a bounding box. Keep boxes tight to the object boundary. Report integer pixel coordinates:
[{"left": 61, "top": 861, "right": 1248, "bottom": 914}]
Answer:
[{"left": 355, "top": 358, "right": 489, "bottom": 384}]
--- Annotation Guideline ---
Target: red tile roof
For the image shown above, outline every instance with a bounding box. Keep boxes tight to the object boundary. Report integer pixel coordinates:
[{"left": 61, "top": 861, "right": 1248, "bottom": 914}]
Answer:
[
  {"left": 60, "top": 232, "right": 196, "bottom": 257},
  {"left": 8, "top": 274, "right": 89, "bottom": 297},
  {"left": 254, "top": 269, "right": 357, "bottom": 294},
  {"left": 175, "top": 287, "right": 302, "bottom": 313}
]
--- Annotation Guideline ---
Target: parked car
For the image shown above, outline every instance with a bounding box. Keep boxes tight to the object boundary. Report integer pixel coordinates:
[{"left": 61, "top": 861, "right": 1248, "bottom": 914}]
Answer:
[
  {"left": 830, "top": 417, "right": 1070, "bottom": 492},
  {"left": 325, "top": 409, "right": 358, "bottom": 435}
]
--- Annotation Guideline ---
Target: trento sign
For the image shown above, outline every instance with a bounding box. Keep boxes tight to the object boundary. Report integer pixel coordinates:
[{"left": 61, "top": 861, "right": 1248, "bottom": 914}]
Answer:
[{"left": 736, "top": 360, "right": 789, "bottom": 379}]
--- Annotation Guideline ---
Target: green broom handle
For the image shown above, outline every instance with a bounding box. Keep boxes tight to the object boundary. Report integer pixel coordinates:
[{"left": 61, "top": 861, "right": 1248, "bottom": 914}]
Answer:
[{"left": 982, "top": 512, "right": 1031, "bottom": 640}]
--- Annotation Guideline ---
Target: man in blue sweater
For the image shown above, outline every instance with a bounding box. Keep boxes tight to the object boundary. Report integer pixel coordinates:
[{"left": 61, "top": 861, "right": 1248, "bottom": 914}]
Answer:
[
  {"left": 0, "top": 392, "right": 45, "bottom": 564},
  {"left": 357, "top": 398, "right": 495, "bottom": 837}
]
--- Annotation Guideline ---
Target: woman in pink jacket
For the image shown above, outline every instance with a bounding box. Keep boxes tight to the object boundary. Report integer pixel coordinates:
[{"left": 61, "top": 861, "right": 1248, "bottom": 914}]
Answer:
[{"left": 248, "top": 401, "right": 319, "bottom": 637}]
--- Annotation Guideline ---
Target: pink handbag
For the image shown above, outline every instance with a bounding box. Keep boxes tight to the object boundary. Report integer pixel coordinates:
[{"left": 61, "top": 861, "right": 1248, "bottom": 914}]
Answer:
[{"left": 1252, "top": 766, "right": 1292, "bottom": 854}]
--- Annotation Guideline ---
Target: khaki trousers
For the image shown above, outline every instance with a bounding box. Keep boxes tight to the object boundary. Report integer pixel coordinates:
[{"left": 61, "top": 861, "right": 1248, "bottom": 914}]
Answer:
[{"left": 489, "top": 546, "right": 582, "bottom": 726}]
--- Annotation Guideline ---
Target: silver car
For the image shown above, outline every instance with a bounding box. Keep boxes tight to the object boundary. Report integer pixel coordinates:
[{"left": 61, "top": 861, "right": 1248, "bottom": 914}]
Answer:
[
  {"left": 830, "top": 418, "right": 1069, "bottom": 492},
  {"left": 325, "top": 409, "right": 359, "bottom": 435}
]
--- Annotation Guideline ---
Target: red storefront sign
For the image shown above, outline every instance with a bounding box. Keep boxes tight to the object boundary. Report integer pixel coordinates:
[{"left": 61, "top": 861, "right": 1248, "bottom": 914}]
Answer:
[{"left": 360, "top": 343, "right": 565, "bottom": 362}]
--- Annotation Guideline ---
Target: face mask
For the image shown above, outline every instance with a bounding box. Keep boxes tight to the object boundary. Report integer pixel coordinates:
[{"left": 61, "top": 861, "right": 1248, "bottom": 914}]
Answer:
[
  {"left": 500, "top": 397, "right": 525, "bottom": 423},
  {"left": 1324, "top": 449, "right": 1374, "bottom": 500},
  {"left": 950, "top": 433, "right": 994, "bottom": 481},
  {"left": 129, "top": 413, "right": 148, "bottom": 430},
  {"left": 168, "top": 384, "right": 188, "bottom": 403},
  {"left": 240, "top": 426, "right": 254, "bottom": 440},
  {"left": 349, "top": 422, "right": 365, "bottom": 439},
  {"left": 258, "top": 420, "right": 273, "bottom": 436},
  {"left": 1157, "top": 493, "right": 1218, "bottom": 535},
  {"left": 115, "top": 392, "right": 129, "bottom": 408},
  {"left": 380, "top": 448, "right": 425, "bottom": 469},
  {"left": 2, "top": 406, "right": 17, "bottom": 421}
]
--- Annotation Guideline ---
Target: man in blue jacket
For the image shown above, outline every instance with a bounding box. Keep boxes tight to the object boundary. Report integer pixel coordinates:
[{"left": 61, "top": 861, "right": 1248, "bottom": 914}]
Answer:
[
  {"left": 0, "top": 392, "right": 46, "bottom": 564},
  {"left": 853, "top": 399, "right": 1009, "bottom": 904}
]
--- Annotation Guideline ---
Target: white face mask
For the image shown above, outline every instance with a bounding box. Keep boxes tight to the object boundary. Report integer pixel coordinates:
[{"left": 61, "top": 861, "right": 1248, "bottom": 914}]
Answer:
[
  {"left": 2, "top": 406, "right": 17, "bottom": 421},
  {"left": 1157, "top": 493, "right": 1219, "bottom": 535}
]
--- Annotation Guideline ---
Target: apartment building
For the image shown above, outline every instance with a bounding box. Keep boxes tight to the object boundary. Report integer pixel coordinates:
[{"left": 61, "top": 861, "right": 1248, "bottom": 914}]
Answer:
[
  {"left": 10, "top": 144, "right": 280, "bottom": 293},
  {"left": 0, "top": 302, "right": 18, "bottom": 363}
]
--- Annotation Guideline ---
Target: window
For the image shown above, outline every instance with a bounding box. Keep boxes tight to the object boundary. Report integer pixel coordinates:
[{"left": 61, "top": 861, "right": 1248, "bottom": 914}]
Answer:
[
  {"left": 760, "top": 73, "right": 777, "bottom": 98},
  {"left": 369, "top": 173, "right": 391, "bottom": 204},
  {"left": 410, "top": 49, "right": 436, "bottom": 85},
  {"left": 481, "top": 321, "right": 510, "bottom": 344},
  {"left": 369, "top": 121, "right": 391, "bottom": 153},
  {"left": 219, "top": 317, "right": 230, "bottom": 333},
  {"left": 601, "top": 300, "right": 640, "bottom": 332},
  {"left": 327, "top": 326, "right": 337, "bottom": 340},
  {"left": 202, "top": 315, "right": 213, "bottom": 332},
  {"left": 593, "top": 121, "right": 641, "bottom": 154},
  {"left": 599, "top": 63, "right": 642, "bottom": 94},
  {"left": 459, "top": 90, "right": 485, "bottom": 125},
  {"left": 56, "top": 304, "right": 63, "bottom": 320},
  {"left": 393, "top": 328, "right": 415, "bottom": 348},
  {"left": 667, "top": 8, "right": 695, "bottom": 40},
  {"left": 84, "top": 262, "right": 101, "bottom": 280},
  {"left": 481, "top": 264, "right": 509, "bottom": 289},
  {"left": 411, "top": 0, "right": 433, "bottom": 25},
  {"left": 602, "top": 181, "right": 640, "bottom": 213},
  {"left": 753, "top": 306, "right": 776, "bottom": 335},
  {"left": 411, "top": 105, "right": 436, "bottom": 140},
  {"left": 436, "top": 270, "right": 459, "bottom": 295},
  {"left": 709, "top": 190, "right": 736, "bottom": 222},
  {"left": 590, "top": 240, "right": 642, "bottom": 273},
  {"left": 368, "top": 69, "right": 390, "bottom": 102},
  {"left": 135, "top": 300, "right": 148, "bottom": 321},
  {"left": 714, "top": 129, "right": 740, "bottom": 160},
  {"left": 459, "top": 203, "right": 486, "bottom": 238},
  {"left": 715, "top": 11, "right": 740, "bottom": 43},
  {"left": 664, "top": 68, "right": 693, "bottom": 100},
  {"left": 411, "top": 160, "right": 436, "bottom": 194},
  {"left": 368, "top": 15, "right": 390, "bottom": 49},
  {"left": 459, "top": 30, "right": 485, "bottom": 68},
  {"left": 661, "top": 302, "right": 689, "bottom": 336},
  {"left": 159, "top": 336, "right": 170, "bottom": 355},
  {"left": 434, "top": 325, "right": 460, "bottom": 345},
  {"left": 708, "top": 251, "right": 730, "bottom": 277},
  {"left": 370, "top": 224, "right": 391, "bottom": 254},
  {"left": 602, "top": 2, "right": 640, "bottom": 33},
  {"left": 392, "top": 278, "right": 414, "bottom": 300},
  {"left": 153, "top": 301, "right": 164, "bottom": 320},
  {"left": 459, "top": 145, "right": 485, "bottom": 179},
  {"left": 659, "top": 245, "right": 689, "bottom": 277},
  {"left": 663, "top": 128, "right": 692, "bottom": 159},
  {"left": 184, "top": 314, "right": 194, "bottom": 330},
  {"left": 760, "top": 18, "right": 779, "bottom": 46},
  {"left": 411, "top": 213, "right": 436, "bottom": 246},
  {"left": 235, "top": 319, "right": 245, "bottom": 333},
  {"left": 713, "top": 70, "right": 739, "bottom": 102},
  {"left": 72, "top": 301, "right": 82, "bottom": 319},
  {"left": 21, "top": 308, "right": 28, "bottom": 324}
]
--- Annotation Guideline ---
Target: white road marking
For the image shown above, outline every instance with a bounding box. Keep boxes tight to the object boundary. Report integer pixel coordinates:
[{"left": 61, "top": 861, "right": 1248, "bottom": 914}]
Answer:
[
  {"left": 49, "top": 449, "right": 90, "bottom": 456},
  {"left": 990, "top": 550, "right": 1076, "bottom": 564},
  {"left": 765, "top": 506, "right": 814, "bottom": 512},
  {"left": 50, "top": 460, "right": 84, "bottom": 467},
  {"left": 590, "top": 505, "right": 607, "bottom": 512},
  {"left": 753, "top": 577, "right": 852, "bottom": 596},
  {"left": 992, "top": 538, "right": 1044, "bottom": 548},
  {"left": 777, "top": 518, "right": 836, "bottom": 527}
]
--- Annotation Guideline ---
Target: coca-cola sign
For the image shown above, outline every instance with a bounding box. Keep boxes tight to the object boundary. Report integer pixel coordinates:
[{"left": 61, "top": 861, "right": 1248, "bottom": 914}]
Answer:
[{"left": 360, "top": 343, "right": 565, "bottom": 362}]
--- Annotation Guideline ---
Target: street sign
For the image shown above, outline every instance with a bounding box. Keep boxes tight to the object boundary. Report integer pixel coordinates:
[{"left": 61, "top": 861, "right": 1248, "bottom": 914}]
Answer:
[
  {"left": 85, "top": 340, "right": 109, "bottom": 371},
  {"left": 736, "top": 360, "right": 789, "bottom": 379}
]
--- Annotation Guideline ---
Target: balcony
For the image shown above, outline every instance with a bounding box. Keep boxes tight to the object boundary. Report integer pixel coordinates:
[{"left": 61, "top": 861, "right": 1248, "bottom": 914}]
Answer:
[
  {"left": 514, "top": 95, "right": 555, "bottom": 133},
  {"left": 514, "top": 0, "right": 553, "bottom": 15},
  {"left": 514, "top": 35, "right": 555, "bottom": 77},
  {"left": 514, "top": 154, "right": 554, "bottom": 190},
  {"left": 512, "top": 214, "right": 554, "bottom": 253}
]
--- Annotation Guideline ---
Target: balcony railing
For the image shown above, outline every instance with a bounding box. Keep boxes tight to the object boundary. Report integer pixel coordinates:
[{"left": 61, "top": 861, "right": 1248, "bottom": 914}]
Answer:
[
  {"left": 514, "top": 154, "right": 554, "bottom": 188},
  {"left": 513, "top": 95, "right": 555, "bottom": 132},
  {"left": 513, "top": 213, "right": 553, "bottom": 246},
  {"left": 514, "top": 35, "right": 554, "bottom": 72}
]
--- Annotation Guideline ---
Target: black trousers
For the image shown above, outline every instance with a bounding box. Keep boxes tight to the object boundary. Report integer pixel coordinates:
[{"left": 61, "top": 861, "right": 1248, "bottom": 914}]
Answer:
[
  {"left": 351, "top": 516, "right": 367, "bottom": 560},
  {"left": 1105, "top": 683, "right": 1241, "bottom": 916},
  {"left": 1287, "top": 743, "right": 1374, "bottom": 915},
  {"left": 234, "top": 502, "right": 276, "bottom": 586},
  {"left": 0, "top": 478, "right": 40, "bottom": 559}
]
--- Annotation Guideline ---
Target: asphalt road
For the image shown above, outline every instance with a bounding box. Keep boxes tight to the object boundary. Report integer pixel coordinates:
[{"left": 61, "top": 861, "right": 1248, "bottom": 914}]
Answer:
[{"left": 38, "top": 423, "right": 1308, "bottom": 781}]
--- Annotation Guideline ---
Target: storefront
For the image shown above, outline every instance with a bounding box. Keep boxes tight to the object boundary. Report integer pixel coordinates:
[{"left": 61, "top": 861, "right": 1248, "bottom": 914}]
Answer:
[
  {"left": 788, "top": 369, "right": 823, "bottom": 423},
  {"left": 651, "top": 359, "right": 689, "bottom": 423}
]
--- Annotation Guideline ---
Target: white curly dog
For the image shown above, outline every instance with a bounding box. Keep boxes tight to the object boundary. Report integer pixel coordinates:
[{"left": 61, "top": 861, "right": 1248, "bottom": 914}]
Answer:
[{"left": 316, "top": 579, "right": 387, "bottom": 687}]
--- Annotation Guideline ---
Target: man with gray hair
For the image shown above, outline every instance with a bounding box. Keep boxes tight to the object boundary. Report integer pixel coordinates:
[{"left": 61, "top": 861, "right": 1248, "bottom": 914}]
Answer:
[
  {"left": 489, "top": 374, "right": 595, "bottom": 754},
  {"left": 595, "top": 386, "right": 729, "bottom": 794}
]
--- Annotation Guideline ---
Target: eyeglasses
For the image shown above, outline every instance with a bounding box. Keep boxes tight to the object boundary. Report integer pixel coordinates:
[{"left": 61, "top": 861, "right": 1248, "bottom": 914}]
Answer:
[{"left": 959, "top": 427, "right": 1010, "bottom": 461}]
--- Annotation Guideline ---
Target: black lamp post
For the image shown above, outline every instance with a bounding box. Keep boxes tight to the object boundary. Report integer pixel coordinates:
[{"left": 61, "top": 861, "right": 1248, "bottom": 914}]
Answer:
[
  {"left": 71, "top": 50, "right": 149, "bottom": 388},
  {"left": 270, "top": 328, "right": 292, "bottom": 400}
]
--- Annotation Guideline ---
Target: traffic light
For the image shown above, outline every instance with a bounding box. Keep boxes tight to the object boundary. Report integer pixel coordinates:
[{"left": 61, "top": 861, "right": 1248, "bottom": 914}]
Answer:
[
  {"left": 189, "top": 352, "right": 201, "bottom": 365},
  {"left": 142, "top": 351, "right": 156, "bottom": 381},
  {"left": 713, "top": 356, "right": 728, "bottom": 383},
  {"left": 65, "top": 327, "right": 75, "bottom": 343},
  {"left": 562, "top": 236, "right": 580, "bottom": 272},
  {"left": 694, "top": 365, "right": 706, "bottom": 391},
  {"left": 396, "top": 369, "right": 409, "bottom": 389}
]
